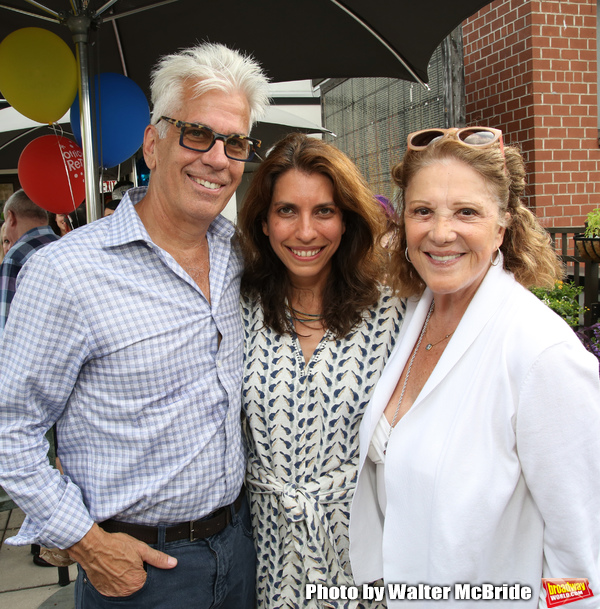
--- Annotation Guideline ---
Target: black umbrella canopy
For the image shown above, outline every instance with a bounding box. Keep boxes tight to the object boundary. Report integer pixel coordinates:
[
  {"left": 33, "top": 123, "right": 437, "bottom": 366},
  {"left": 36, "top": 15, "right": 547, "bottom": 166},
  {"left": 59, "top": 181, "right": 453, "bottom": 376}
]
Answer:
[
  {"left": 0, "top": 0, "right": 493, "bottom": 95},
  {"left": 0, "top": 0, "right": 493, "bottom": 219}
]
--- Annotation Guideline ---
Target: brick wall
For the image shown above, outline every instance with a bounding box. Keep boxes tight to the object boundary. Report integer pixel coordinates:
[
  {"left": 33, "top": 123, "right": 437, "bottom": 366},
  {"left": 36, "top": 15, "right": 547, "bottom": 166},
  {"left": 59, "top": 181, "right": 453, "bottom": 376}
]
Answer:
[{"left": 463, "top": 0, "right": 600, "bottom": 228}]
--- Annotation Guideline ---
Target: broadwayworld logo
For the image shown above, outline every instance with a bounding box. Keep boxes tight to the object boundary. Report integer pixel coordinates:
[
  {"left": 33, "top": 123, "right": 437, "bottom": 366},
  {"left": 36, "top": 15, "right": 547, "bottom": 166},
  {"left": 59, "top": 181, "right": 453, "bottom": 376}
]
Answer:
[{"left": 542, "top": 579, "right": 594, "bottom": 607}]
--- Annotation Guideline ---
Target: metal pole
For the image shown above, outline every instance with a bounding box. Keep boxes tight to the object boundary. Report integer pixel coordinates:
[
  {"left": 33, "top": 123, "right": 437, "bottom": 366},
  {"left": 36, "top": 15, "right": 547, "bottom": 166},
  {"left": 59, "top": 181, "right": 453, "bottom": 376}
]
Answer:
[
  {"left": 441, "top": 27, "right": 466, "bottom": 129},
  {"left": 68, "top": 14, "right": 101, "bottom": 223},
  {"left": 20, "top": 0, "right": 60, "bottom": 19},
  {"left": 0, "top": 3, "right": 59, "bottom": 23}
]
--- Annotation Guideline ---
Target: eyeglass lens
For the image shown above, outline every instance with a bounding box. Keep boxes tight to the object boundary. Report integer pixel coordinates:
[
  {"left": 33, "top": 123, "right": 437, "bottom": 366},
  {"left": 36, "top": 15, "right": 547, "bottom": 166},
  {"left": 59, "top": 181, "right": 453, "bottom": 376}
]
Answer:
[
  {"left": 459, "top": 130, "right": 496, "bottom": 145},
  {"left": 410, "top": 130, "right": 446, "bottom": 147},
  {"left": 182, "top": 125, "right": 253, "bottom": 160}
]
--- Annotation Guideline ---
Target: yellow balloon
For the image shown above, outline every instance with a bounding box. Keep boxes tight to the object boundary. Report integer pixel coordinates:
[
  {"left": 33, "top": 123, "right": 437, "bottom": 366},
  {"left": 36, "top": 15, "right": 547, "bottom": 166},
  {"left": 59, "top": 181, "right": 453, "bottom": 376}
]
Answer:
[{"left": 0, "top": 28, "right": 78, "bottom": 124}]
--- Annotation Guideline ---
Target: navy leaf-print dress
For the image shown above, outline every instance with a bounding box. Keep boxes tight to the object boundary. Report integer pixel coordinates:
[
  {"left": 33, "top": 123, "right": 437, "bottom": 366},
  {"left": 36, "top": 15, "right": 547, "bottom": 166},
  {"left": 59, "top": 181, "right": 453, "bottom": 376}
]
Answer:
[{"left": 242, "top": 291, "right": 404, "bottom": 608}]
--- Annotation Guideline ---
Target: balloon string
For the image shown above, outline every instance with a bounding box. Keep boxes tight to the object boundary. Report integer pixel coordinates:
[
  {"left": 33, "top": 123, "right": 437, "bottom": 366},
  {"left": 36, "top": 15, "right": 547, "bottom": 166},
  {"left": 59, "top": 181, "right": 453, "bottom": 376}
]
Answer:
[
  {"left": 50, "top": 122, "right": 64, "bottom": 138},
  {"left": 52, "top": 126, "right": 79, "bottom": 215}
]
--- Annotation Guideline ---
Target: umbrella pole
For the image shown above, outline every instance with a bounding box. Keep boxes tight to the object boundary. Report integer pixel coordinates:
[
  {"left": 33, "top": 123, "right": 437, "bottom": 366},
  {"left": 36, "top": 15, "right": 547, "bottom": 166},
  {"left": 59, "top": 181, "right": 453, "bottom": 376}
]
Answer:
[{"left": 68, "top": 14, "right": 101, "bottom": 223}]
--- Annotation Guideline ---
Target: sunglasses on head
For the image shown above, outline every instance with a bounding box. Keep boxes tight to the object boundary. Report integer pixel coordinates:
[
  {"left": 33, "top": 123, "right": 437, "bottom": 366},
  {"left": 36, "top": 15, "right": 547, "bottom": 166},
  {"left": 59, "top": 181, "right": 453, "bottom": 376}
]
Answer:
[
  {"left": 407, "top": 126, "right": 503, "bottom": 149},
  {"left": 407, "top": 126, "right": 506, "bottom": 173}
]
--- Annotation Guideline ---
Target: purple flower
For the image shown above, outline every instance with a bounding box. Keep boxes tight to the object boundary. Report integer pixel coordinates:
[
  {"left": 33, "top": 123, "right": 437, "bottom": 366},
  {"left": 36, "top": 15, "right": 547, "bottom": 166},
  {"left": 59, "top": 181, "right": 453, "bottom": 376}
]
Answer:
[{"left": 576, "top": 322, "right": 600, "bottom": 376}]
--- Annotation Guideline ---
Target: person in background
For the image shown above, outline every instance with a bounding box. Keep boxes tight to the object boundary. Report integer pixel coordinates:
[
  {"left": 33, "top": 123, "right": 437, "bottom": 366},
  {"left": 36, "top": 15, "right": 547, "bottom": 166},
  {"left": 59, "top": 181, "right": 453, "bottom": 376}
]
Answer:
[
  {"left": 103, "top": 193, "right": 118, "bottom": 217},
  {"left": 238, "top": 133, "right": 404, "bottom": 608},
  {"left": 0, "top": 189, "right": 59, "bottom": 332},
  {"left": 0, "top": 222, "right": 11, "bottom": 260},
  {"left": 0, "top": 189, "right": 61, "bottom": 566},
  {"left": 67, "top": 204, "right": 87, "bottom": 230},
  {"left": 112, "top": 180, "right": 134, "bottom": 202},
  {"left": 56, "top": 213, "right": 71, "bottom": 235},
  {"left": 50, "top": 204, "right": 87, "bottom": 236},
  {"left": 104, "top": 181, "right": 134, "bottom": 217},
  {"left": 48, "top": 213, "right": 61, "bottom": 237},
  {"left": 0, "top": 42, "right": 269, "bottom": 609},
  {"left": 349, "top": 127, "right": 600, "bottom": 607}
]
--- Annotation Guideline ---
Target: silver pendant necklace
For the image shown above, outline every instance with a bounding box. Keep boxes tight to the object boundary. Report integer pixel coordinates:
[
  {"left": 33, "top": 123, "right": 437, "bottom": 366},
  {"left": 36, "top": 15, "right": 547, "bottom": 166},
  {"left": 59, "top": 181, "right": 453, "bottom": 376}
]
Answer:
[
  {"left": 386, "top": 300, "right": 435, "bottom": 447},
  {"left": 425, "top": 330, "right": 454, "bottom": 351}
]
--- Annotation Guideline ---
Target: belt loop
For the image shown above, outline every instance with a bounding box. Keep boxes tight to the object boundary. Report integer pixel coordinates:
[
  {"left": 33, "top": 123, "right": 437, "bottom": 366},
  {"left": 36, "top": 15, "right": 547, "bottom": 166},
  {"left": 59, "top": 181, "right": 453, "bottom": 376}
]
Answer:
[{"left": 157, "top": 524, "right": 166, "bottom": 551}]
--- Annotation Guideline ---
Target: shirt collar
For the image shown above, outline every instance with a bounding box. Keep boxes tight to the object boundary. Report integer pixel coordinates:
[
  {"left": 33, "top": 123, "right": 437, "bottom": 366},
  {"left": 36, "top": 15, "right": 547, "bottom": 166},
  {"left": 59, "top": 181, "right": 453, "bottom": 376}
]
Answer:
[
  {"left": 103, "top": 186, "right": 235, "bottom": 249},
  {"left": 14, "top": 225, "right": 57, "bottom": 246}
]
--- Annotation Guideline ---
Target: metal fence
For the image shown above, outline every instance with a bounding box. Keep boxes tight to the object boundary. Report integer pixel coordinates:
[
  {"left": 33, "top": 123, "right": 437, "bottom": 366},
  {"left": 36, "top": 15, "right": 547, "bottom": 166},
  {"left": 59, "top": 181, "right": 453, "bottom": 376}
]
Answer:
[
  {"left": 548, "top": 227, "right": 599, "bottom": 327},
  {"left": 320, "top": 46, "right": 446, "bottom": 200}
]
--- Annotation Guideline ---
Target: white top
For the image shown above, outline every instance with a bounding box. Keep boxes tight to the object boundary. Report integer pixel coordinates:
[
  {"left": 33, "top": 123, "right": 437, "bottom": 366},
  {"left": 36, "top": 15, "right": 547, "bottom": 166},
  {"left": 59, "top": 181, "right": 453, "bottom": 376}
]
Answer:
[
  {"left": 349, "top": 260, "right": 600, "bottom": 608},
  {"left": 367, "top": 414, "right": 390, "bottom": 466},
  {"left": 368, "top": 415, "right": 390, "bottom": 515}
]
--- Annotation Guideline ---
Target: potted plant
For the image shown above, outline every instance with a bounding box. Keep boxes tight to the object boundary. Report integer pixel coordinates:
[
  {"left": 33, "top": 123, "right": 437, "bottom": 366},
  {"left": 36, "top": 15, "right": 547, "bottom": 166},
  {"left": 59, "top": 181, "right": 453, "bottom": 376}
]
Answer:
[{"left": 574, "top": 208, "right": 600, "bottom": 262}]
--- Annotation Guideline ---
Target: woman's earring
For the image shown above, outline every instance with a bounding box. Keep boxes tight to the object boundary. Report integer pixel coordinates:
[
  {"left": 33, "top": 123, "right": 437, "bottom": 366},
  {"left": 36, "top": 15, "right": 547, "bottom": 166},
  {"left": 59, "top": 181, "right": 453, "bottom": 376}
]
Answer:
[
  {"left": 491, "top": 249, "right": 501, "bottom": 266},
  {"left": 405, "top": 247, "right": 412, "bottom": 264}
]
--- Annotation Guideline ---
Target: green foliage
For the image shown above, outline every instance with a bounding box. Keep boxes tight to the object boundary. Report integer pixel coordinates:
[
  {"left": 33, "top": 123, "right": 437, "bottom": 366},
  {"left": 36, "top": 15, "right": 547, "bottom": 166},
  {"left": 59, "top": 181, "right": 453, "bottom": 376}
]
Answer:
[
  {"left": 530, "top": 280, "right": 585, "bottom": 328},
  {"left": 584, "top": 208, "right": 600, "bottom": 238}
]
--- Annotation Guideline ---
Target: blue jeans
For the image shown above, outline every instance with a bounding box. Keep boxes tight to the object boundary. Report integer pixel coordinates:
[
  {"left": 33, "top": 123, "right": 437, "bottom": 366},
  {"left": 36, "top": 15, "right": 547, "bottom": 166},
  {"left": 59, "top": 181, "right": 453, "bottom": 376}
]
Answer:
[{"left": 75, "top": 496, "right": 256, "bottom": 608}]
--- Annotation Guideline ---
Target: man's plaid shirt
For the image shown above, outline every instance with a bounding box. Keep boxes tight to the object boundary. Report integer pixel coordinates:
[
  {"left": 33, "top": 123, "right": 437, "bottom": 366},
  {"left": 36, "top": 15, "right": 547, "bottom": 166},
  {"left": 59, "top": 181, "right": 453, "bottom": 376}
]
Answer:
[{"left": 0, "top": 225, "right": 59, "bottom": 332}]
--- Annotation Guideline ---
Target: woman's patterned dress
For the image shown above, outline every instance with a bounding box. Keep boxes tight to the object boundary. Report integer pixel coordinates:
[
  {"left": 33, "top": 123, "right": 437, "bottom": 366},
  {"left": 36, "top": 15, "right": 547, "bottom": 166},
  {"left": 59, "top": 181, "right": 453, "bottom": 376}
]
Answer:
[{"left": 242, "top": 291, "right": 404, "bottom": 608}]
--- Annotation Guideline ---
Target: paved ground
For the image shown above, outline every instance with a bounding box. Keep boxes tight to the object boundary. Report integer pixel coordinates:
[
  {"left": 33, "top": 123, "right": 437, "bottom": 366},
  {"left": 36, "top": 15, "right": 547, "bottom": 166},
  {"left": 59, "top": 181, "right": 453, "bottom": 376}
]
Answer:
[{"left": 0, "top": 508, "right": 77, "bottom": 609}]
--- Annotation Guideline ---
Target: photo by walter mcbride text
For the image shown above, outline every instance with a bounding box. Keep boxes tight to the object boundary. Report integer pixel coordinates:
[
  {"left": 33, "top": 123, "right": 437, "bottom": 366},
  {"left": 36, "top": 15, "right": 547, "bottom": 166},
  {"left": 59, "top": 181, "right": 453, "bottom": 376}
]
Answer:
[{"left": 305, "top": 582, "right": 535, "bottom": 603}]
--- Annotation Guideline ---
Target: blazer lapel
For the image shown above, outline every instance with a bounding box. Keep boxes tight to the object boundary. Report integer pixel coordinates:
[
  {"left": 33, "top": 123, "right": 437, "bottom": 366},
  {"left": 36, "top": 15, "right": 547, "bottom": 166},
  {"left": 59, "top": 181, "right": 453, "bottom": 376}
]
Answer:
[
  {"left": 358, "top": 261, "right": 518, "bottom": 470},
  {"left": 412, "top": 262, "right": 517, "bottom": 409}
]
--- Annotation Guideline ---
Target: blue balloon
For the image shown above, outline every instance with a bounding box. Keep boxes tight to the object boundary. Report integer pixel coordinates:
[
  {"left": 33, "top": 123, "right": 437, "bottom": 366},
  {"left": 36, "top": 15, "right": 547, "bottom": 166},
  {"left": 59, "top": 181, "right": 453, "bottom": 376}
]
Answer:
[{"left": 70, "top": 73, "right": 150, "bottom": 169}]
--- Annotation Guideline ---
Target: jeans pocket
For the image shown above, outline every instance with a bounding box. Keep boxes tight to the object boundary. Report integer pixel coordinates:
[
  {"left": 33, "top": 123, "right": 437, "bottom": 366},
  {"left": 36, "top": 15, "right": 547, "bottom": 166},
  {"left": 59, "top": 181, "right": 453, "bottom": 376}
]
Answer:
[{"left": 80, "top": 564, "right": 153, "bottom": 605}]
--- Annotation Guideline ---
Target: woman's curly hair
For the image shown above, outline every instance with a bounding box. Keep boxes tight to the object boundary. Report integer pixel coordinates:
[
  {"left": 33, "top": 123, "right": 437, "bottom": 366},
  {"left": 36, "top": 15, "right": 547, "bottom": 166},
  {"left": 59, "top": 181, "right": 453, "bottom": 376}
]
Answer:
[
  {"left": 387, "top": 137, "right": 564, "bottom": 298},
  {"left": 238, "top": 133, "right": 388, "bottom": 338}
]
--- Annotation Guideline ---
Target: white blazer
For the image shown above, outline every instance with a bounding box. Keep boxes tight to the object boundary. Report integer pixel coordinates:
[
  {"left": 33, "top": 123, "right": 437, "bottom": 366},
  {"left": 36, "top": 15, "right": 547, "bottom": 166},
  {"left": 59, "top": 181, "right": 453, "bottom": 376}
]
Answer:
[{"left": 349, "top": 261, "right": 600, "bottom": 608}]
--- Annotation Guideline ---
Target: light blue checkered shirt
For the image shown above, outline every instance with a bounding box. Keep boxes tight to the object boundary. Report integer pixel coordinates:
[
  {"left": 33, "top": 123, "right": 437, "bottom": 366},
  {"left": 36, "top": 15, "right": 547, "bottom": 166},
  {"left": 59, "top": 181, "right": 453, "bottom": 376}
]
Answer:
[{"left": 0, "top": 187, "right": 245, "bottom": 549}]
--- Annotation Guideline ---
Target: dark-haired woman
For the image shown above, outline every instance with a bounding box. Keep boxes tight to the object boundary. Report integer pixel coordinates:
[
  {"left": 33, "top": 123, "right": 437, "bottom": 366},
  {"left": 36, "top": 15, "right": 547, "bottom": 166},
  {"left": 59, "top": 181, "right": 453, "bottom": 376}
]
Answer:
[{"left": 238, "top": 133, "right": 404, "bottom": 608}]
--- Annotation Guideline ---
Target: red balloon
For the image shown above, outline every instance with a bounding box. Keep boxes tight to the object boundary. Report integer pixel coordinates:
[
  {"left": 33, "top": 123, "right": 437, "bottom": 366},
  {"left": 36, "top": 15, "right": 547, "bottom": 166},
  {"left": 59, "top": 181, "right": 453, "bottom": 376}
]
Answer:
[{"left": 18, "top": 135, "right": 85, "bottom": 214}]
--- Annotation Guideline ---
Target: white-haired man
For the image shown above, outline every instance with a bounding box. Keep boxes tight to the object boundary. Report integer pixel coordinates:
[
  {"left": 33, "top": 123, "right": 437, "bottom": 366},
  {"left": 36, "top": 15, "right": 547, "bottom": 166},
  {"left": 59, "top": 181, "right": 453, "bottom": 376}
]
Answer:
[{"left": 0, "top": 43, "right": 270, "bottom": 609}]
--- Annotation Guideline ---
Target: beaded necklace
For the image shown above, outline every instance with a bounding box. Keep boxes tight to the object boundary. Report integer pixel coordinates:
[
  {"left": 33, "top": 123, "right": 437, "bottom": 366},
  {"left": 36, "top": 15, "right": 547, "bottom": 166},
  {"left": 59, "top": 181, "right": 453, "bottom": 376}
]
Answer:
[{"left": 386, "top": 300, "right": 435, "bottom": 445}]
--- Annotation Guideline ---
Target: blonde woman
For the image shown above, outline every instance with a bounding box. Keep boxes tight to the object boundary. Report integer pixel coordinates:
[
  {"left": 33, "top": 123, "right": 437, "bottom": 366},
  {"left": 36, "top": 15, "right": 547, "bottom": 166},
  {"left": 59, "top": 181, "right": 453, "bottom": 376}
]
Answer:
[{"left": 350, "top": 128, "right": 600, "bottom": 608}]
